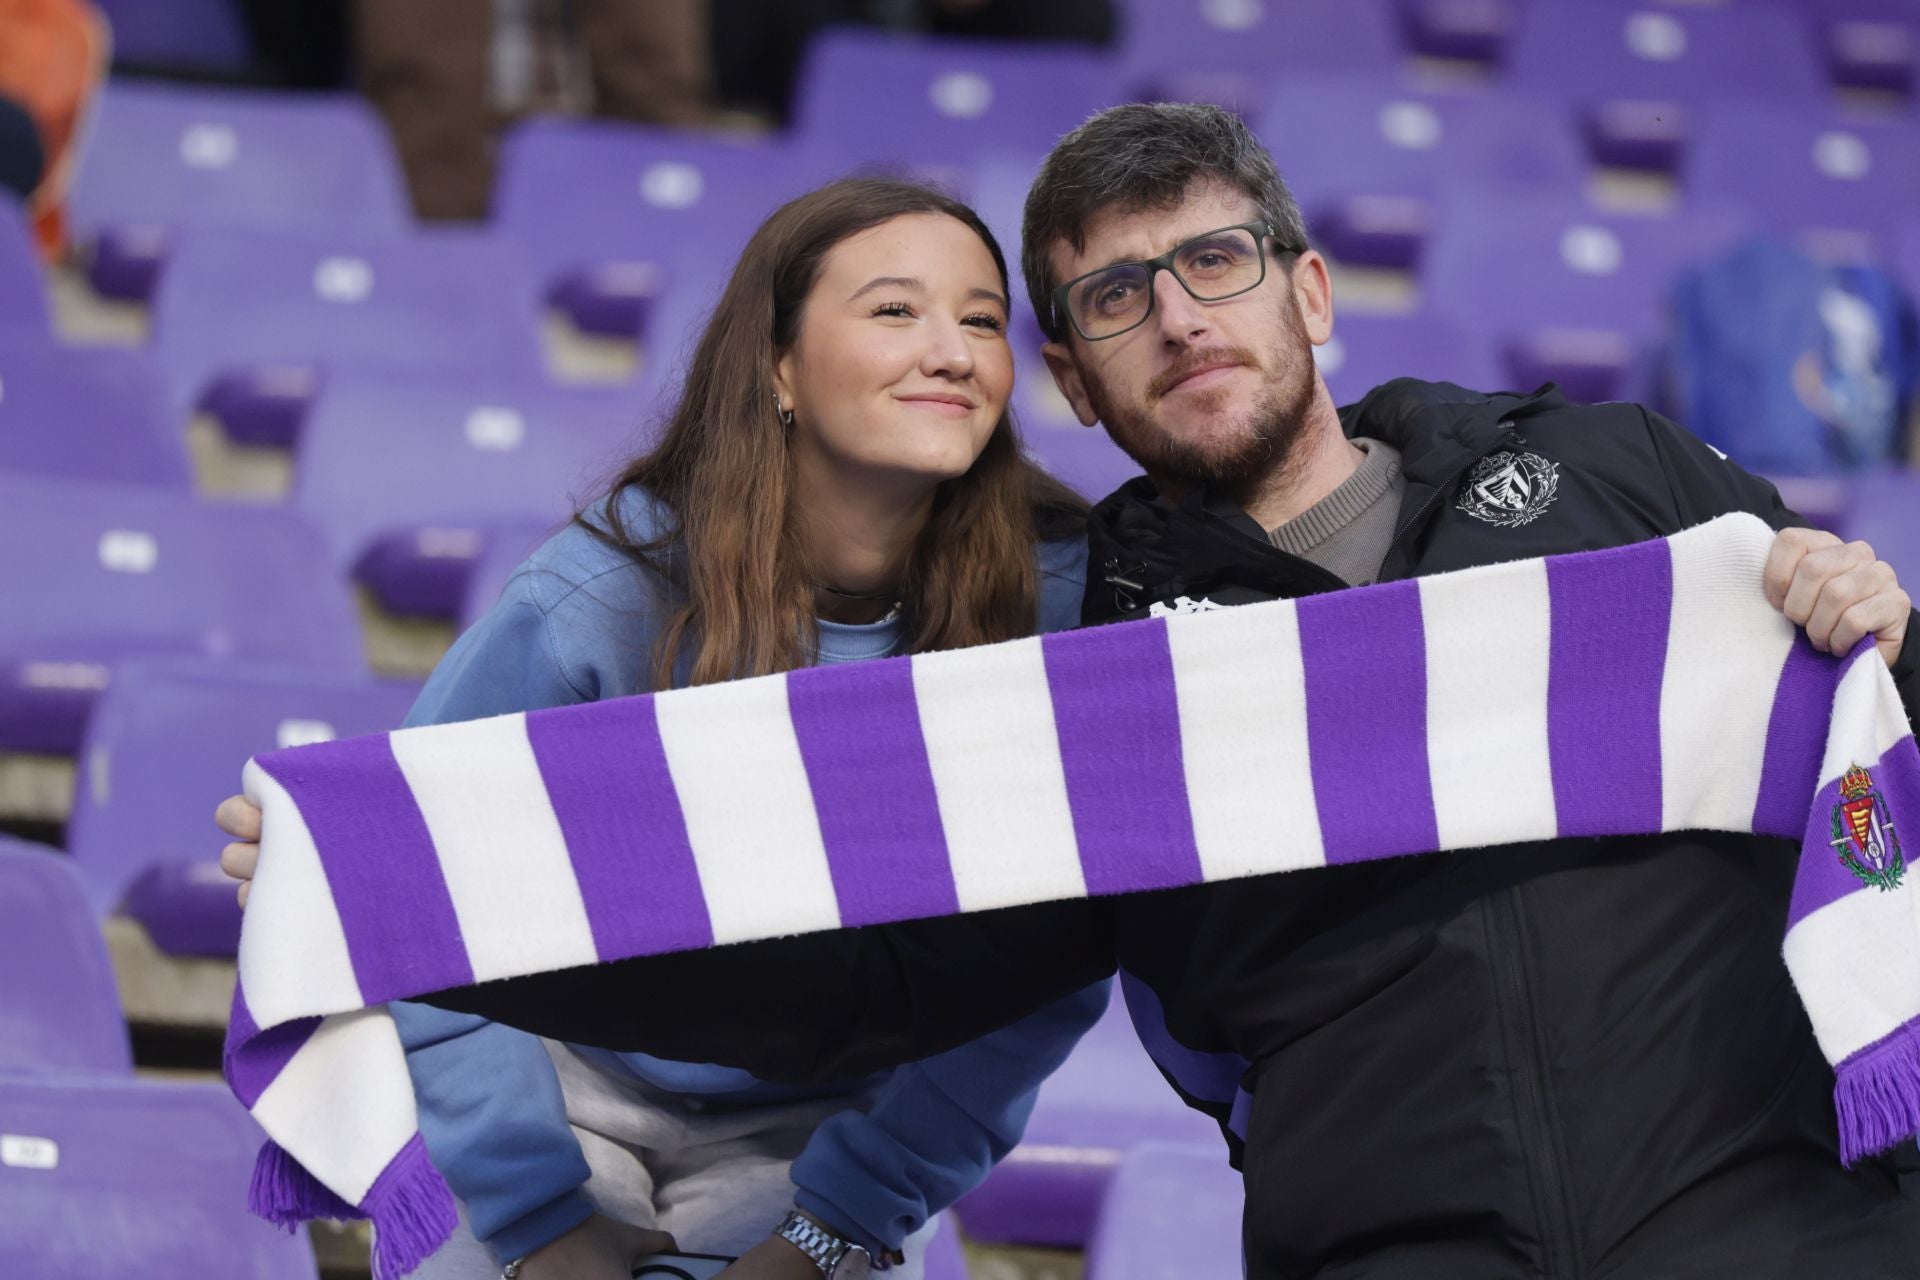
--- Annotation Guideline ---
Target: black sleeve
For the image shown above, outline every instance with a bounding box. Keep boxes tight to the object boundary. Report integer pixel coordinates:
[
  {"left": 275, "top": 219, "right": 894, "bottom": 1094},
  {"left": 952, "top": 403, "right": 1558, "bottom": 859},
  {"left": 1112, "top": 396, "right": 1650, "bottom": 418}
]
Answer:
[
  {"left": 1639, "top": 406, "right": 1811, "bottom": 532},
  {"left": 1890, "top": 614, "right": 1920, "bottom": 738},
  {"left": 420, "top": 898, "right": 1118, "bottom": 1084}
]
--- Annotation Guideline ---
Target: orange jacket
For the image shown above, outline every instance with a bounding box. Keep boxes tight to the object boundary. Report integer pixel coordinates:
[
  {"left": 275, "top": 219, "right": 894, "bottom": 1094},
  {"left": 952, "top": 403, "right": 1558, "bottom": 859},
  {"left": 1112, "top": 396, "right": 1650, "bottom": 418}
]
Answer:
[{"left": 0, "top": 0, "right": 107, "bottom": 258}]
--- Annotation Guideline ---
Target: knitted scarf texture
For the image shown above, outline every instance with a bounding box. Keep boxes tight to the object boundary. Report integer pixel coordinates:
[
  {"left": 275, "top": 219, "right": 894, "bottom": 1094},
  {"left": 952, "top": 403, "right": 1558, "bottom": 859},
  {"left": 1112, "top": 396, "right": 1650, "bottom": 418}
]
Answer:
[{"left": 224, "top": 513, "right": 1920, "bottom": 1277}]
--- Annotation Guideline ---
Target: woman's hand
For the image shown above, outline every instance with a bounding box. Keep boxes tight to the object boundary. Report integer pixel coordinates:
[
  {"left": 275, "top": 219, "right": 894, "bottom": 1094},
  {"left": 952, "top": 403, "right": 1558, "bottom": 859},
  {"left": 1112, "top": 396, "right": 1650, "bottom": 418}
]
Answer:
[
  {"left": 215, "top": 795, "right": 263, "bottom": 908},
  {"left": 516, "top": 1213, "right": 678, "bottom": 1280},
  {"left": 713, "top": 1235, "right": 826, "bottom": 1280}
]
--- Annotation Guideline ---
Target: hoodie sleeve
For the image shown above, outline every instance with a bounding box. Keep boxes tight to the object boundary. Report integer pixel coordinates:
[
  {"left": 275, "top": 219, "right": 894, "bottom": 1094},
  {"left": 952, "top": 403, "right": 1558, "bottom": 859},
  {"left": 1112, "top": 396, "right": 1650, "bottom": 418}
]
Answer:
[{"left": 788, "top": 981, "right": 1110, "bottom": 1254}]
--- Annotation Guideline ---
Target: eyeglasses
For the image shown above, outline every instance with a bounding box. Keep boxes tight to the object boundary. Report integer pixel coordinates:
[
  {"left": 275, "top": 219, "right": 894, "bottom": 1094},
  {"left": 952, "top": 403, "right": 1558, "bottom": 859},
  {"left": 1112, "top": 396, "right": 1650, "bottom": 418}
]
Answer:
[{"left": 1051, "top": 222, "right": 1302, "bottom": 342}]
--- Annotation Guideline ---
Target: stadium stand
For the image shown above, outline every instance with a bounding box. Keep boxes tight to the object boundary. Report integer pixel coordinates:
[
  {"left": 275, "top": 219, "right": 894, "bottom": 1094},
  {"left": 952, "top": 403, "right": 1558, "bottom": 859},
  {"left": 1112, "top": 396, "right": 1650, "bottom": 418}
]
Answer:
[
  {"left": 294, "top": 371, "right": 643, "bottom": 617},
  {"left": 68, "top": 79, "right": 411, "bottom": 302},
  {"left": 1081, "top": 1143, "right": 1245, "bottom": 1280},
  {"left": 0, "top": 472, "right": 365, "bottom": 753},
  {"left": 0, "top": 335, "right": 190, "bottom": 488},
  {"left": 64, "top": 659, "right": 419, "bottom": 955},
  {"left": 0, "top": 837, "right": 133, "bottom": 1075},
  {"left": 149, "top": 223, "right": 546, "bottom": 447},
  {"left": 0, "top": 195, "right": 49, "bottom": 333}
]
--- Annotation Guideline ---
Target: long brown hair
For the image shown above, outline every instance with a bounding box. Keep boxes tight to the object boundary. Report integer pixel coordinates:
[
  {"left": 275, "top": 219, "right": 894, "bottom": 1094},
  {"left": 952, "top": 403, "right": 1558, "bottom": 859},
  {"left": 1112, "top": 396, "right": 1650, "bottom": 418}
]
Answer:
[{"left": 585, "top": 177, "right": 1087, "bottom": 689}]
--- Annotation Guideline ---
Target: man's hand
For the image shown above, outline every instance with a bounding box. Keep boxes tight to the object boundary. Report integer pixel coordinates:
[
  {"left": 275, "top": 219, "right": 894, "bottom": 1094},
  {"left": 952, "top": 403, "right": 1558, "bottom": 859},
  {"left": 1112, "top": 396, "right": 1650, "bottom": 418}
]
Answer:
[
  {"left": 216, "top": 794, "right": 263, "bottom": 908},
  {"left": 516, "top": 1213, "right": 678, "bottom": 1280},
  {"left": 714, "top": 1235, "right": 827, "bottom": 1280},
  {"left": 1764, "top": 528, "right": 1911, "bottom": 668}
]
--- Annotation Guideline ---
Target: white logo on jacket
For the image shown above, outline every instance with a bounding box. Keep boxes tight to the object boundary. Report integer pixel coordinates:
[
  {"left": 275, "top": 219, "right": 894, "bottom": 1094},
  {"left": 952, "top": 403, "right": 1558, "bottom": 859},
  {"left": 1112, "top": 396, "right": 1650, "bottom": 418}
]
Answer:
[
  {"left": 1148, "top": 595, "right": 1228, "bottom": 618},
  {"left": 1457, "top": 450, "right": 1561, "bottom": 528}
]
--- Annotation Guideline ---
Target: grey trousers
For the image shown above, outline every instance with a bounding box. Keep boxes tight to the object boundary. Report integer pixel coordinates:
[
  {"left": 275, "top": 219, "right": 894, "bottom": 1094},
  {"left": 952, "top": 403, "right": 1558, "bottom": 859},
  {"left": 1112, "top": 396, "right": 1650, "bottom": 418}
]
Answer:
[{"left": 411, "top": 1041, "right": 932, "bottom": 1276}]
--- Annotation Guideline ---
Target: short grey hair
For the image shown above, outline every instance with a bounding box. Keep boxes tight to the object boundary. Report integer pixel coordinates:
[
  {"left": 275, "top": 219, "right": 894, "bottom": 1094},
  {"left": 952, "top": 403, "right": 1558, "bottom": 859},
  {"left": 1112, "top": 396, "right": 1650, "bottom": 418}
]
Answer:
[{"left": 1021, "top": 102, "right": 1310, "bottom": 340}]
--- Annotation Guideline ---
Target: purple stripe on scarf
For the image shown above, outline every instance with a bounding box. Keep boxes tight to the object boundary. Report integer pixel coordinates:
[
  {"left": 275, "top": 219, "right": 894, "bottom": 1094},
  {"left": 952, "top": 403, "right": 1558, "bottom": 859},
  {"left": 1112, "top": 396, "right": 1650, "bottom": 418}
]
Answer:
[
  {"left": 1545, "top": 539, "right": 1671, "bottom": 837},
  {"left": 1787, "top": 734, "right": 1920, "bottom": 927},
  {"left": 255, "top": 739, "right": 473, "bottom": 1004},
  {"left": 1297, "top": 580, "right": 1439, "bottom": 863},
  {"left": 525, "top": 697, "right": 713, "bottom": 958},
  {"left": 1042, "top": 621, "right": 1202, "bottom": 896},
  {"left": 1753, "top": 633, "right": 1839, "bottom": 840},
  {"left": 787, "top": 661, "right": 958, "bottom": 927},
  {"left": 223, "top": 985, "right": 321, "bottom": 1109}
]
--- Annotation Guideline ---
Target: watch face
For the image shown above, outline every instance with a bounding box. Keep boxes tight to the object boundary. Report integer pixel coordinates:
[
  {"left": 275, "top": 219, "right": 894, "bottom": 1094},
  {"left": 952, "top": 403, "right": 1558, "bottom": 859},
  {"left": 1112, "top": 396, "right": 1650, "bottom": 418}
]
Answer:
[{"left": 828, "top": 1252, "right": 871, "bottom": 1280}]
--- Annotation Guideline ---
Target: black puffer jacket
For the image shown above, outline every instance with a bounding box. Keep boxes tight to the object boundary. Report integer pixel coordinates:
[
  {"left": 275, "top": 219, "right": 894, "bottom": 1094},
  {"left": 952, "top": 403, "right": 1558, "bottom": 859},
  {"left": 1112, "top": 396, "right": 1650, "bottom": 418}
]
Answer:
[{"left": 434, "top": 381, "right": 1920, "bottom": 1278}]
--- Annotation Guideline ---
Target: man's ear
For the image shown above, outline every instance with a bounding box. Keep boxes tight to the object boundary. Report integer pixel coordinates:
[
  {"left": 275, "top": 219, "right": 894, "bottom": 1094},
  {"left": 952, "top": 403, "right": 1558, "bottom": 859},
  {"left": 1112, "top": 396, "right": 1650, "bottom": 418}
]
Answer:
[
  {"left": 1291, "top": 249, "right": 1335, "bottom": 347},
  {"left": 1041, "top": 341, "right": 1101, "bottom": 428}
]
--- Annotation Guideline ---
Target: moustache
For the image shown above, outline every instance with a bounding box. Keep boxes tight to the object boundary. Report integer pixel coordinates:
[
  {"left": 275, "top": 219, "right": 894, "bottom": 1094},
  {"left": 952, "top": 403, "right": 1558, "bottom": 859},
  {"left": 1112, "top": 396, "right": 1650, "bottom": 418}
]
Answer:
[{"left": 1148, "top": 346, "right": 1260, "bottom": 400}]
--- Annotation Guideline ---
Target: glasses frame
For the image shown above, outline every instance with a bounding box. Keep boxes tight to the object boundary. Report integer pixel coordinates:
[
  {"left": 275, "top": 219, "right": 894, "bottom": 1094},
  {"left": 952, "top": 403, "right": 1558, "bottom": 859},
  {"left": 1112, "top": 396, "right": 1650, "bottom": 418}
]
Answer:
[{"left": 1050, "top": 221, "right": 1301, "bottom": 343}]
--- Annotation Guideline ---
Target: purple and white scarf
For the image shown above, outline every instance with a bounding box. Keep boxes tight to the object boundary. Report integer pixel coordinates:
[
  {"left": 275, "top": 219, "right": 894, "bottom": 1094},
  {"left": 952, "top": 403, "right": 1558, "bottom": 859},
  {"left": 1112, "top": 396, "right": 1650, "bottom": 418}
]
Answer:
[{"left": 226, "top": 513, "right": 1920, "bottom": 1277}]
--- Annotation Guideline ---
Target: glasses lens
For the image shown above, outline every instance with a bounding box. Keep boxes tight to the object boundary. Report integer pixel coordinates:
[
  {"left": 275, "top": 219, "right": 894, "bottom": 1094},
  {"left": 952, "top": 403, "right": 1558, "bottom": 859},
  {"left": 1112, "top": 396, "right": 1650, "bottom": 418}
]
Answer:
[
  {"left": 1068, "top": 263, "right": 1154, "bottom": 339},
  {"left": 1174, "top": 228, "right": 1263, "bottom": 300}
]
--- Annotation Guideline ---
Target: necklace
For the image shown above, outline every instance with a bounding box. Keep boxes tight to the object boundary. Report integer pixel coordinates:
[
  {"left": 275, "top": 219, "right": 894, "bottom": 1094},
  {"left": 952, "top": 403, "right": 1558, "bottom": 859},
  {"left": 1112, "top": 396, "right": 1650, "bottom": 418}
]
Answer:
[{"left": 812, "top": 581, "right": 900, "bottom": 605}]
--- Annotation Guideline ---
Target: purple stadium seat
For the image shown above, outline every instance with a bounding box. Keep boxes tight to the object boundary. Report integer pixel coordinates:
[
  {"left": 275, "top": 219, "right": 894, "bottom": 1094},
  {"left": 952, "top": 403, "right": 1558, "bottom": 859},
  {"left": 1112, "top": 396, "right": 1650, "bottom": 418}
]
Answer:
[
  {"left": 1314, "top": 310, "right": 1506, "bottom": 405},
  {"left": 0, "top": 197, "right": 48, "bottom": 335},
  {"left": 494, "top": 118, "right": 824, "bottom": 339},
  {"left": 0, "top": 337, "right": 189, "bottom": 488},
  {"left": 1401, "top": 0, "right": 1524, "bottom": 63},
  {"left": 1782, "top": 0, "right": 1920, "bottom": 94},
  {"left": 1115, "top": 0, "right": 1401, "bottom": 109},
  {"left": 295, "top": 372, "right": 641, "bottom": 617},
  {"left": 1421, "top": 191, "right": 1754, "bottom": 402},
  {"left": 790, "top": 30, "right": 1122, "bottom": 196},
  {"left": 1841, "top": 471, "right": 1920, "bottom": 586},
  {"left": 64, "top": 659, "right": 418, "bottom": 956},
  {"left": 91, "top": 0, "right": 253, "bottom": 74},
  {"left": 1259, "top": 73, "right": 1587, "bottom": 269},
  {"left": 1504, "top": 2, "right": 1827, "bottom": 172},
  {"left": 0, "top": 1074, "right": 320, "bottom": 1278},
  {"left": 0, "top": 472, "right": 365, "bottom": 753},
  {"left": 1686, "top": 100, "right": 1920, "bottom": 265},
  {"left": 1082, "top": 1143, "right": 1244, "bottom": 1280},
  {"left": 150, "top": 225, "right": 547, "bottom": 447},
  {"left": 0, "top": 838, "right": 133, "bottom": 1075},
  {"left": 1897, "top": 219, "right": 1920, "bottom": 306},
  {"left": 954, "top": 984, "right": 1221, "bottom": 1247},
  {"left": 922, "top": 1213, "right": 969, "bottom": 1279},
  {"left": 69, "top": 80, "right": 410, "bottom": 302}
]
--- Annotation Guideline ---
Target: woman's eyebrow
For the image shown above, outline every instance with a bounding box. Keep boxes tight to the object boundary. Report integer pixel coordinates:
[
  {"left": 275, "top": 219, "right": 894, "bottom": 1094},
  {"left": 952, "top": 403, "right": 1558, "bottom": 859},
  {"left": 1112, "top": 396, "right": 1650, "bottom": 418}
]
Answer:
[{"left": 849, "top": 275, "right": 924, "bottom": 301}]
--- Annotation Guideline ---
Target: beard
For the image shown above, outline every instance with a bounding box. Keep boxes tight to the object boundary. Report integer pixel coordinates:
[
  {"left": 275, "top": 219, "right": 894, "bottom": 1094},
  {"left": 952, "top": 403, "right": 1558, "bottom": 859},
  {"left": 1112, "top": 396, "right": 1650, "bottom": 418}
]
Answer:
[{"left": 1084, "top": 294, "right": 1318, "bottom": 495}]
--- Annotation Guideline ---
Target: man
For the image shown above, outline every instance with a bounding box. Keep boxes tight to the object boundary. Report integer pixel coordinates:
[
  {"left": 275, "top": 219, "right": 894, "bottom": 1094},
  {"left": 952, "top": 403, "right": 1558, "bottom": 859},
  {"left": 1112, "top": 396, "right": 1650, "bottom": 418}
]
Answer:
[{"left": 375, "top": 104, "right": 1920, "bottom": 1274}]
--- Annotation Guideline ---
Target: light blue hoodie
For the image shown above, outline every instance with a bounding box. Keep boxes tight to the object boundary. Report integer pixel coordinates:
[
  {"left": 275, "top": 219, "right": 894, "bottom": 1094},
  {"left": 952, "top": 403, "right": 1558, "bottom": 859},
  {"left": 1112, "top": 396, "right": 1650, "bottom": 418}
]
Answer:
[{"left": 390, "top": 487, "right": 1108, "bottom": 1264}]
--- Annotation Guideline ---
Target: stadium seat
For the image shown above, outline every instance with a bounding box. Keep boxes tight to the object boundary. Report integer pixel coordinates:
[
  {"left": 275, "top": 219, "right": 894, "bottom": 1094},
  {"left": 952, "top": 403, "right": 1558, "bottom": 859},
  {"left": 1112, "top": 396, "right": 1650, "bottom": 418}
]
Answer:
[
  {"left": 922, "top": 1213, "right": 970, "bottom": 1279},
  {"left": 953, "top": 983, "right": 1221, "bottom": 1247},
  {"left": 1401, "top": 0, "right": 1525, "bottom": 63},
  {"left": 0, "top": 337, "right": 189, "bottom": 488},
  {"left": 1314, "top": 311, "right": 1507, "bottom": 406},
  {"left": 89, "top": 0, "right": 253, "bottom": 76},
  {"left": 790, "top": 30, "right": 1122, "bottom": 196},
  {"left": 1896, "top": 217, "right": 1920, "bottom": 307},
  {"left": 1115, "top": 0, "right": 1401, "bottom": 109},
  {"left": 1082, "top": 1143, "right": 1244, "bottom": 1280},
  {"left": 0, "top": 837, "right": 133, "bottom": 1075},
  {"left": 494, "top": 118, "right": 823, "bottom": 339},
  {"left": 1782, "top": 0, "right": 1920, "bottom": 95},
  {"left": 64, "top": 658, "right": 418, "bottom": 955},
  {"left": 1686, "top": 99, "right": 1920, "bottom": 265},
  {"left": 294, "top": 372, "right": 642, "bottom": 617},
  {"left": 149, "top": 224, "right": 547, "bottom": 447},
  {"left": 68, "top": 79, "right": 410, "bottom": 302},
  {"left": 1421, "top": 191, "right": 1754, "bottom": 402},
  {"left": 0, "top": 197, "right": 48, "bottom": 336},
  {"left": 1504, "top": 1, "right": 1827, "bottom": 172},
  {"left": 1260, "top": 74, "right": 1587, "bottom": 269},
  {"left": 1841, "top": 471, "right": 1920, "bottom": 586},
  {"left": 0, "top": 472, "right": 366, "bottom": 753},
  {"left": 0, "top": 1074, "right": 321, "bottom": 1278}
]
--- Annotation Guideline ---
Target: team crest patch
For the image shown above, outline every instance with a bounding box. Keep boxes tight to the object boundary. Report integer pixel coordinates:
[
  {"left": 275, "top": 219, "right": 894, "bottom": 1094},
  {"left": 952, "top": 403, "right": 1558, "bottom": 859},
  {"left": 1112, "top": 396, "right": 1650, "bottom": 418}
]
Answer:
[
  {"left": 1830, "top": 764, "right": 1906, "bottom": 892},
  {"left": 1457, "top": 450, "right": 1561, "bottom": 528},
  {"left": 1148, "top": 595, "right": 1228, "bottom": 618}
]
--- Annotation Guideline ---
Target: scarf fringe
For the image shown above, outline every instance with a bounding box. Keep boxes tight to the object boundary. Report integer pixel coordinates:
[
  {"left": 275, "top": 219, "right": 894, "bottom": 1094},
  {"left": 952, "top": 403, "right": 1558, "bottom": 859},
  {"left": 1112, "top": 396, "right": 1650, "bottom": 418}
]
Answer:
[
  {"left": 249, "top": 1139, "right": 362, "bottom": 1227},
  {"left": 249, "top": 1135, "right": 456, "bottom": 1280},
  {"left": 363, "top": 1133, "right": 460, "bottom": 1280},
  {"left": 1834, "top": 1022, "right": 1920, "bottom": 1167}
]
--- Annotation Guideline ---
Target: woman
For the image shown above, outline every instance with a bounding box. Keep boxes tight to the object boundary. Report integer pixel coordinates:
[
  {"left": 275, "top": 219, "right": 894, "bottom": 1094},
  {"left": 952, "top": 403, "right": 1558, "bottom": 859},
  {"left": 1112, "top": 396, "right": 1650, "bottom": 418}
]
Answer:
[{"left": 218, "top": 177, "right": 1106, "bottom": 1280}]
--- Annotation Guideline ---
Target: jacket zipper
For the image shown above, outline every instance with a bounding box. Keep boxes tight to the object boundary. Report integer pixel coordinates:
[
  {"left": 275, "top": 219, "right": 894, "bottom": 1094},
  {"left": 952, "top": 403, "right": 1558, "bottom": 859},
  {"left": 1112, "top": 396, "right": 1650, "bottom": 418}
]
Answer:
[{"left": 1487, "top": 888, "right": 1581, "bottom": 1276}]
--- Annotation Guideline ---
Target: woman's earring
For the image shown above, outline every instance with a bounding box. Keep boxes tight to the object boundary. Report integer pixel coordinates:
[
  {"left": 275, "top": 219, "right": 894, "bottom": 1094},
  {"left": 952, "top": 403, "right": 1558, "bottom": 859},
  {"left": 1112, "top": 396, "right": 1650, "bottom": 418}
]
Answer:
[{"left": 773, "top": 392, "right": 795, "bottom": 430}]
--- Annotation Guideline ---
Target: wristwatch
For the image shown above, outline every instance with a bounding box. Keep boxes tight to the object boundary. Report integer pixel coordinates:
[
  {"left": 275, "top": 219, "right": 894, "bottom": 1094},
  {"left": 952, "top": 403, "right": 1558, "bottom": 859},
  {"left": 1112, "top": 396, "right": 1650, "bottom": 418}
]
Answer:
[
  {"left": 501, "top": 1259, "right": 524, "bottom": 1279},
  {"left": 774, "top": 1210, "right": 880, "bottom": 1278}
]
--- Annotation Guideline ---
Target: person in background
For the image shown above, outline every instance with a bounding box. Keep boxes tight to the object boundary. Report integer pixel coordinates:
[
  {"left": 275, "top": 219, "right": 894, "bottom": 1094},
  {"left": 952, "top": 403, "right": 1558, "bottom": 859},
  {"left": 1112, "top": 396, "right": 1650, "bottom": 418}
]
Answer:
[
  {"left": 0, "top": 0, "right": 106, "bottom": 258},
  {"left": 222, "top": 176, "right": 1106, "bottom": 1280}
]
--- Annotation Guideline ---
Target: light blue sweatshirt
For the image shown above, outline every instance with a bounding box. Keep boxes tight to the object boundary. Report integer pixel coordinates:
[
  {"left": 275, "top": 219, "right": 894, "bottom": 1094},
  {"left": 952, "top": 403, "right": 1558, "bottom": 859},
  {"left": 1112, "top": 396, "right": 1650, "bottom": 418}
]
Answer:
[{"left": 390, "top": 487, "right": 1108, "bottom": 1264}]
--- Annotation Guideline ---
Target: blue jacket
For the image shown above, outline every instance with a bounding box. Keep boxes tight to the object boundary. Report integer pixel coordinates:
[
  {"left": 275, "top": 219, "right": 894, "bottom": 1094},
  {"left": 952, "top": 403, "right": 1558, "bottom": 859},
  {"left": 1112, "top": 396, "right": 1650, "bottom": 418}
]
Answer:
[{"left": 391, "top": 487, "right": 1106, "bottom": 1264}]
